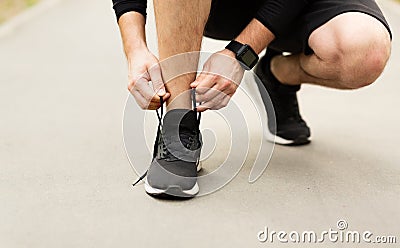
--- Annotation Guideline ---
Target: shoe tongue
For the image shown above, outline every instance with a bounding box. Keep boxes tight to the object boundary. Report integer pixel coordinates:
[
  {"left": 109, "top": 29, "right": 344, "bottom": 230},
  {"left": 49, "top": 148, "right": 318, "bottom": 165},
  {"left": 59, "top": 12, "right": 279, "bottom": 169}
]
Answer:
[
  {"left": 162, "top": 109, "right": 197, "bottom": 134},
  {"left": 161, "top": 109, "right": 201, "bottom": 161}
]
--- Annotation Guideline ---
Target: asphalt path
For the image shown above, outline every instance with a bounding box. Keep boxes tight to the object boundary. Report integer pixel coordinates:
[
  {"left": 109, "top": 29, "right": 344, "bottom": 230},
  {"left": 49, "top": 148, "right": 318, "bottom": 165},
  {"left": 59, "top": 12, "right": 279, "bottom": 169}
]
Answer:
[{"left": 0, "top": 0, "right": 399, "bottom": 247}]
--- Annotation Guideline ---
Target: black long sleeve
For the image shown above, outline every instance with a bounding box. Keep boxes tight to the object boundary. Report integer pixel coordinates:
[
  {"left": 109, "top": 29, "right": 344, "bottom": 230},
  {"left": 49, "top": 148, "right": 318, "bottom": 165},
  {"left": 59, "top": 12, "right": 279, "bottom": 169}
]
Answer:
[
  {"left": 111, "top": 0, "right": 311, "bottom": 36},
  {"left": 112, "top": 0, "right": 147, "bottom": 21},
  {"left": 255, "top": 0, "right": 312, "bottom": 36}
]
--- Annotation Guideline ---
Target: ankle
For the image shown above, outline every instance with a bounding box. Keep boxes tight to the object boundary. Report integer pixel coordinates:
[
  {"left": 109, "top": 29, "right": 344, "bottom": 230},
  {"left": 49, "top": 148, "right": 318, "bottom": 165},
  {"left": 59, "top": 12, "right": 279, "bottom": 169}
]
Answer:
[
  {"left": 165, "top": 92, "right": 192, "bottom": 111},
  {"left": 166, "top": 102, "right": 192, "bottom": 111}
]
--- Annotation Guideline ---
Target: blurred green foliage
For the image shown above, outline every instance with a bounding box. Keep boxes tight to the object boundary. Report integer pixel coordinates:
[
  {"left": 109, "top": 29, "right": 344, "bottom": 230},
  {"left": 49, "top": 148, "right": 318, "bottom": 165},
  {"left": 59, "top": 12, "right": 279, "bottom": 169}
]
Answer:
[{"left": 0, "top": 0, "right": 39, "bottom": 23}]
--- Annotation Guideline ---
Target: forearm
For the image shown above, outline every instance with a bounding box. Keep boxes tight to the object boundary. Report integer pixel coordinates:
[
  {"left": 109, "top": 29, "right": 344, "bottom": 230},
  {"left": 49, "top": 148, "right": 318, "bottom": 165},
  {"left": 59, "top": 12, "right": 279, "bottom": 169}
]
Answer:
[
  {"left": 118, "top": 12, "right": 147, "bottom": 60},
  {"left": 235, "top": 18, "right": 275, "bottom": 54}
]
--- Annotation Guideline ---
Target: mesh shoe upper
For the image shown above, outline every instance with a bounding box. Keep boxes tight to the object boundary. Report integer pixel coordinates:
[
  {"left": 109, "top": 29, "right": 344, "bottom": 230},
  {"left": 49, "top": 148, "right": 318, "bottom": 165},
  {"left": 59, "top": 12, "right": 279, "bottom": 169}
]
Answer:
[{"left": 147, "top": 109, "right": 202, "bottom": 192}]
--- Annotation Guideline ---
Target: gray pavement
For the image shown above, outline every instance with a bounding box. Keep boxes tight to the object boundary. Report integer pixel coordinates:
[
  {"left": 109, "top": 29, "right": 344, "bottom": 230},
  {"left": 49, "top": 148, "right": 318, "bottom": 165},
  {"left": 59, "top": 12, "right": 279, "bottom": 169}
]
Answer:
[{"left": 0, "top": 0, "right": 399, "bottom": 247}]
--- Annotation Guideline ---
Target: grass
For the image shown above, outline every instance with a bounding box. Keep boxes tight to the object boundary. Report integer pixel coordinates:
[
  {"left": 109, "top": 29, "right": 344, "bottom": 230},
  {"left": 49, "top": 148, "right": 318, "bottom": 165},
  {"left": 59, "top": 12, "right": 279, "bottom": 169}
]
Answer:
[{"left": 0, "top": 0, "right": 40, "bottom": 24}]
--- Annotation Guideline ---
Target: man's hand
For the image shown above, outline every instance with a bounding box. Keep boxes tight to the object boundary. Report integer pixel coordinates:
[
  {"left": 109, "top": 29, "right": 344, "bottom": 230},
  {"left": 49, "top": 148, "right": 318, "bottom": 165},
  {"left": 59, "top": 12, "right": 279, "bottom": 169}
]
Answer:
[
  {"left": 118, "top": 12, "right": 169, "bottom": 110},
  {"left": 190, "top": 49, "right": 244, "bottom": 112},
  {"left": 127, "top": 48, "right": 170, "bottom": 110}
]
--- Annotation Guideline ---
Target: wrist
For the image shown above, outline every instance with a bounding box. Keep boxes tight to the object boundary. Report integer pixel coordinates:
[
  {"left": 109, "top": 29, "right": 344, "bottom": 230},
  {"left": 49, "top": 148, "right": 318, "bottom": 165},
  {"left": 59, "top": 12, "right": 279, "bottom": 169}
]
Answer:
[
  {"left": 225, "top": 40, "right": 259, "bottom": 70},
  {"left": 125, "top": 42, "right": 148, "bottom": 60},
  {"left": 220, "top": 48, "right": 236, "bottom": 58},
  {"left": 235, "top": 19, "right": 275, "bottom": 54}
]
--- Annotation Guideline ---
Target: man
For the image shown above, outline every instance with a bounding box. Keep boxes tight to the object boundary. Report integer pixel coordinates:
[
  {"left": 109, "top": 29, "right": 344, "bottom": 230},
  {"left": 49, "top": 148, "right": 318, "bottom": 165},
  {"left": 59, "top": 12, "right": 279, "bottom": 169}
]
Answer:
[{"left": 112, "top": 0, "right": 391, "bottom": 198}]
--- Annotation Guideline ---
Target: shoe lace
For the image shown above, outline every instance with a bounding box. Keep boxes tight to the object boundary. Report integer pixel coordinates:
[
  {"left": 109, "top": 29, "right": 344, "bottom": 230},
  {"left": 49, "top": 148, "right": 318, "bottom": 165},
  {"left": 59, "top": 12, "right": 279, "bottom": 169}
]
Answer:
[
  {"left": 132, "top": 89, "right": 201, "bottom": 187},
  {"left": 157, "top": 131, "right": 198, "bottom": 160}
]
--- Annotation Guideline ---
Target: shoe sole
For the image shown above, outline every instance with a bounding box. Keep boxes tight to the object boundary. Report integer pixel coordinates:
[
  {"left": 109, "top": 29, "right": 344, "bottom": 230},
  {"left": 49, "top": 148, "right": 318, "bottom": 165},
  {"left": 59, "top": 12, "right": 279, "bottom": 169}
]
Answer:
[
  {"left": 196, "top": 161, "right": 202, "bottom": 172},
  {"left": 144, "top": 162, "right": 201, "bottom": 199},
  {"left": 144, "top": 178, "right": 199, "bottom": 198},
  {"left": 265, "top": 130, "right": 311, "bottom": 146}
]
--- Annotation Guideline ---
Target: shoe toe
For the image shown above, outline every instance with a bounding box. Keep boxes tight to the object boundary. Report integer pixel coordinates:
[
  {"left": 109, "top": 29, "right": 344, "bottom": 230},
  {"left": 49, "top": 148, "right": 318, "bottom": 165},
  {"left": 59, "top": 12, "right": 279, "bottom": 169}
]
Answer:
[
  {"left": 146, "top": 160, "right": 197, "bottom": 192},
  {"left": 273, "top": 122, "right": 311, "bottom": 146}
]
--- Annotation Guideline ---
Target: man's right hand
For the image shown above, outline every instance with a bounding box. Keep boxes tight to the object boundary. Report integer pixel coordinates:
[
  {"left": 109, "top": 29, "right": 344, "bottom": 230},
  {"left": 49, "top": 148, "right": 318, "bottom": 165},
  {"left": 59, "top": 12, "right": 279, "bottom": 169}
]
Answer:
[{"left": 127, "top": 48, "right": 170, "bottom": 110}]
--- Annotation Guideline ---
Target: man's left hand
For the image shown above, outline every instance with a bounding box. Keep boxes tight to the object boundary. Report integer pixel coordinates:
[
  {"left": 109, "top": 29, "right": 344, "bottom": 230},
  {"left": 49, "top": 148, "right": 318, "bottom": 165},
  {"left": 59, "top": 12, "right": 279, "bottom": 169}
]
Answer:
[{"left": 190, "top": 49, "right": 244, "bottom": 112}]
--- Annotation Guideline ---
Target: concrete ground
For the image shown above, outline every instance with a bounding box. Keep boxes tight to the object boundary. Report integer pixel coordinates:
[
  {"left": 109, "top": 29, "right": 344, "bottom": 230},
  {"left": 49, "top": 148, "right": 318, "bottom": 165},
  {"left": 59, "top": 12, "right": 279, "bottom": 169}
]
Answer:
[{"left": 0, "top": 0, "right": 399, "bottom": 247}]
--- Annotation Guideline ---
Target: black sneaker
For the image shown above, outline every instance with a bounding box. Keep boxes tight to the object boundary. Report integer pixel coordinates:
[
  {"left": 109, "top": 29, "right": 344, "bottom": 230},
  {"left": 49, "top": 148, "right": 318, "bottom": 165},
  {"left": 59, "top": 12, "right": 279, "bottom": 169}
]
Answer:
[
  {"left": 254, "top": 49, "right": 311, "bottom": 146},
  {"left": 132, "top": 93, "right": 202, "bottom": 198}
]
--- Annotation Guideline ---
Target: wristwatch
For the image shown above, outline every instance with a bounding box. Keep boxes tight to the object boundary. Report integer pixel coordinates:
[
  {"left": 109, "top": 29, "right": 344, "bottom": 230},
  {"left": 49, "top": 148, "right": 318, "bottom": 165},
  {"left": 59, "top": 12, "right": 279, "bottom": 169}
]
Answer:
[{"left": 225, "top": 40, "right": 259, "bottom": 70}]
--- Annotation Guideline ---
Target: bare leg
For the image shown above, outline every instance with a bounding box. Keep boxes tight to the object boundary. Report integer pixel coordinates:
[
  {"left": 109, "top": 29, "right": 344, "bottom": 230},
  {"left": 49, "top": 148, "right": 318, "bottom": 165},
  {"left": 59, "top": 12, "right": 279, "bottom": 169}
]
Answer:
[
  {"left": 270, "top": 12, "right": 391, "bottom": 89},
  {"left": 153, "top": 0, "right": 212, "bottom": 110}
]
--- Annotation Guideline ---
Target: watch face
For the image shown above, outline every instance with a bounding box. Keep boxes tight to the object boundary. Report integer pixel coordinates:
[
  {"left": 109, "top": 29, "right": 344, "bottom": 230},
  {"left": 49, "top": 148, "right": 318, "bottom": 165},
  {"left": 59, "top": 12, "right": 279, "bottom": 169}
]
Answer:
[
  {"left": 237, "top": 45, "right": 258, "bottom": 69},
  {"left": 241, "top": 49, "right": 258, "bottom": 66}
]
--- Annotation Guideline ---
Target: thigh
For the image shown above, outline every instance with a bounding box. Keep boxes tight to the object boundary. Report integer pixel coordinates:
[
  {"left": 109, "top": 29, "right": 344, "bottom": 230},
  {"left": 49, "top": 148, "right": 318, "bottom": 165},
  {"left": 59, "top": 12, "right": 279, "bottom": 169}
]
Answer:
[
  {"left": 308, "top": 12, "right": 391, "bottom": 60},
  {"left": 204, "top": 0, "right": 265, "bottom": 40},
  {"left": 269, "top": 0, "right": 392, "bottom": 55}
]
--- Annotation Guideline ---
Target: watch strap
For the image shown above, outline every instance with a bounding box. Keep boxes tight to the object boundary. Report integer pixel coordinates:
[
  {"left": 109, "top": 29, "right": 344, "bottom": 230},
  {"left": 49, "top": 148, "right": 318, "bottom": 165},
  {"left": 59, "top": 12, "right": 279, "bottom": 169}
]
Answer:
[{"left": 225, "top": 40, "right": 243, "bottom": 54}]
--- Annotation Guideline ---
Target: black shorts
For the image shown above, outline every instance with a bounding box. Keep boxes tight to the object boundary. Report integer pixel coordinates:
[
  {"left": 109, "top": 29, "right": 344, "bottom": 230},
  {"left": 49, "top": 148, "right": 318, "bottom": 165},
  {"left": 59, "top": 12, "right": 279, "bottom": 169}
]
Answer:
[{"left": 204, "top": 0, "right": 392, "bottom": 55}]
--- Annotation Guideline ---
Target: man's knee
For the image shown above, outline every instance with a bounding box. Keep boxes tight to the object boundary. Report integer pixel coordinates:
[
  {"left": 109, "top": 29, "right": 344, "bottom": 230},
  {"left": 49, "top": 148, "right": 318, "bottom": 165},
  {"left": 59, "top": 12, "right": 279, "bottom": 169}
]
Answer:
[
  {"left": 339, "top": 38, "right": 390, "bottom": 89},
  {"left": 309, "top": 12, "right": 391, "bottom": 89}
]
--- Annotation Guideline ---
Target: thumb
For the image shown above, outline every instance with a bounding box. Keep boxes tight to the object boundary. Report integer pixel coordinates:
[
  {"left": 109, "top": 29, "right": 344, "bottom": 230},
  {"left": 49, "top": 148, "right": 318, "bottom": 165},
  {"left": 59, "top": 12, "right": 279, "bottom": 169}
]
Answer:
[
  {"left": 148, "top": 63, "right": 166, "bottom": 96},
  {"left": 191, "top": 70, "right": 209, "bottom": 88},
  {"left": 191, "top": 59, "right": 212, "bottom": 88}
]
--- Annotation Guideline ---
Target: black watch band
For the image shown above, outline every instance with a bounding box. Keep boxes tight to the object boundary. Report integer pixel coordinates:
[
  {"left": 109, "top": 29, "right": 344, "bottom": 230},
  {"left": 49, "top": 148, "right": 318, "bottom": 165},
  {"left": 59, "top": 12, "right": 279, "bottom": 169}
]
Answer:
[
  {"left": 225, "top": 40, "right": 259, "bottom": 70},
  {"left": 225, "top": 40, "right": 243, "bottom": 54}
]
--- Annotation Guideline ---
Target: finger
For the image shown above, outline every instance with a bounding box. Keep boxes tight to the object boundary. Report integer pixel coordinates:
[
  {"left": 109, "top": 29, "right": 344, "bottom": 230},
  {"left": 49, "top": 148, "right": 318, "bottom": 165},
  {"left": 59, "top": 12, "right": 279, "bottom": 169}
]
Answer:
[
  {"left": 220, "top": 79, "right": 238, "bottom": 97},
  {"left": 128, "top": 70, "right": 150, "bottom": 92},
  {"left": 134, "top": 77, "right": 162, "bottom": 105},
  {"left": 190, "top": 61, "right": 212, "bottom": 88},
  {"left": 198, "top": 78, "right": 238, "bottom": 102},
  {"left": 215, "top": 94, "right": 231, "bottom": 110},
  {"left": 208, "top": 94, "right": 231, "bottom": 110},
  {"left": 196, "top": 105, "right": 209, "bottom": 112},
  {"left": 148, "top": 63, "right": 166, "bottom": 96},
  {"left": 196, "top": 91, "right": 226, "bottom": 112},
  {"left": 196, "top": 76, "right": 235, "bottom": 102},
  {"left": 131, "top": 88, "right": 166, "bottom": 110},
  {"left": 140, "top": 85, "right": 171, "bottom": 105},
  {"left": 128, "top": 74, "right": 150, "bottom": 109},
  {"left": 191, "top": 70, "right": 216, "bottom": 89},
  {"left": 193, "top": 74, "right": 217, "bottom": 95},
  {"left": 190, "top": 72, "right": 206, "bottom": 88},
  {"left": 128, "top": 71, "right": 167, "bottom": 110},
  {"left": 196, "top": 86, "right": 221, "bottom": 103},
  {"left": 160, "top": 92, "right": 171, "bottom": 101},
  {"left": 146, "top": 93, "right": 169, "bottom": 109},
  {"left": 130, "top": 89, "right": 157, "bottom": 109}
]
